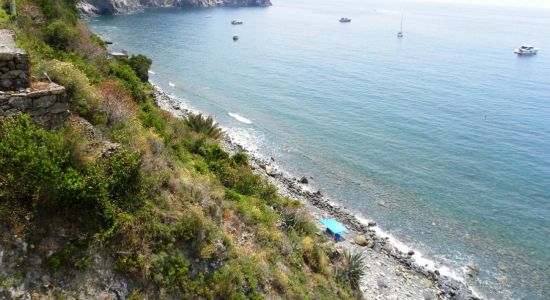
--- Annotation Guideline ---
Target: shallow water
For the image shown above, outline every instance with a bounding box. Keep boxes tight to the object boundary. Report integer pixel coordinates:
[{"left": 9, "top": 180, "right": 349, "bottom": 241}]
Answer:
[{"left": 88, "top": 1, "right": 550, "bottom": 298}]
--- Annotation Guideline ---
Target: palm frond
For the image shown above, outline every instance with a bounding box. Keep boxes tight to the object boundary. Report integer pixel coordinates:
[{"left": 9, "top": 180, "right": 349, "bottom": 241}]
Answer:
[
  {"left": 337, "top": 250, "right": 366, "bottom": 289},
  {"left": 184, "top": 113, "right": 223, "bottom": 139}
]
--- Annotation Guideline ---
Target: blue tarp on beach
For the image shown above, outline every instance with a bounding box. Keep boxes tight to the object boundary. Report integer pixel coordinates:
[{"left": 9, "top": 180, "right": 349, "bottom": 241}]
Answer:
[{"left": 320, "top": 219, "right": 347, "bottom": 234}]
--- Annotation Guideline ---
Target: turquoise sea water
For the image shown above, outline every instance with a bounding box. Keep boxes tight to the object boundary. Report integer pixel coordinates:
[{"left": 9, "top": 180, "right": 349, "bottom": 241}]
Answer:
[{"left": 87, "top": 1, "right": 550, "bottom": 298}]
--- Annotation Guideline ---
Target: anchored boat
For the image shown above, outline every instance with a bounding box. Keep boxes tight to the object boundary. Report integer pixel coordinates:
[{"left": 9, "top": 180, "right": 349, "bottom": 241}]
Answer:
[
  {"left": 397, "top": 14, "right": 404, "bottom": 38},
  {"left": 515, "top": 45, "right": 539, "bottom": 55}
]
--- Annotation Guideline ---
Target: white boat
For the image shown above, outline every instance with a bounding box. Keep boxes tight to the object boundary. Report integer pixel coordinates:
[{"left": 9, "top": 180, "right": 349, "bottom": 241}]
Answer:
[
  {"left": 233, "top": 34, "right": 239, "bottom": 41},
  {"left": 515, "top": 45, "right": 539, "bottom": 55},
  {"left": 397, "top": 14, "right": 404, "bottom": 38},
  {"left": 339, "top": 17, "right": 351, "bottom": 23},
  {"left": 231, "top": 20, "right": 243, "bottom": 25}
]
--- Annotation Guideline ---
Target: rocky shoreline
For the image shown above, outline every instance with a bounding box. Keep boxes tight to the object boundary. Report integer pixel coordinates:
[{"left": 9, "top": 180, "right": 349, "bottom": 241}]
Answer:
[
  {"left": 152, "top": 85, "right": 481, "bottom": 300},
  {"left": 78, "top": 0, "right": 272, "bottom": 16}
]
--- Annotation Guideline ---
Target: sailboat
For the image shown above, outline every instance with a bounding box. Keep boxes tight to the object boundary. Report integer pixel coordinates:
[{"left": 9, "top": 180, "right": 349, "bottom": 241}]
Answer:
[{"left": 397, "top": 14, "right": 404, "bottom": 38}]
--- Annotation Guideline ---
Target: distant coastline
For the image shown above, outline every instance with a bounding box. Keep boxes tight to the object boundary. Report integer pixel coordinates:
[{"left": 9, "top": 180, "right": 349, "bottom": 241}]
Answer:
[
  {"left": 151, "top": 84, "right": 481, "bottom": 300},
  {"left": 78, "top": 0, "right": 272, "bottom": 16}
]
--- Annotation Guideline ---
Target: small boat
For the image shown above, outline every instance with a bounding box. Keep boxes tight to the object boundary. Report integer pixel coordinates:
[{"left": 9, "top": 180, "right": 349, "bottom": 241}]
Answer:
[
  {"left": 231, "top": 20, "right": 243, "bottom": 25},
  {"left": 397, "top": 14, "right": 404, "bottom": 38},
  {"left": 515, "top": 45, "right": 539, "bottom": 55},
  {"left": 233, "top": 34, "right": 239, "bottom": 41},
  {"left": 339, "top": 17, "right": 351, "bottom": 23}
]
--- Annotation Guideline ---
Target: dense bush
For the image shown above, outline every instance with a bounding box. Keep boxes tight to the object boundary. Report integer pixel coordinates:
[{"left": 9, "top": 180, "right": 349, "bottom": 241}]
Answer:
[
  {"left": 109, "top": 61, "right": 148, "bottom": 102},
  {"left": 128, "top": 55, "right": 152, "bottom": 82},
  {"left": 43, "top": 20, "right": 78, "bottom": 50},
  {"left": 35, "top": 0, "right": 79, "bottom": 23},
  {"left": 0, "top": 114, "right": 144, "bottom": 229},
  {"left": 0, "top": 114, "right": 68, "bottom": 202}
]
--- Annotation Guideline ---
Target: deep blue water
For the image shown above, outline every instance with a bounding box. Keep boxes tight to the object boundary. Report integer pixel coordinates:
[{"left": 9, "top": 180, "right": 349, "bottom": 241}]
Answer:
[{"left": 87, "top": 1, "right": 550, "bottom": 298}]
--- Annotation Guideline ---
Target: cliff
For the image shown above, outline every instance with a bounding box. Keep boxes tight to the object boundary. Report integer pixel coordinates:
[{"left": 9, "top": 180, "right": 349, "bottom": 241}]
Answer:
[
  {"left": 0, "top": 0, "right": 356, "bottom": 299},
  {"left": 78, "top": 0, "right": 272, "bottom": 15}
]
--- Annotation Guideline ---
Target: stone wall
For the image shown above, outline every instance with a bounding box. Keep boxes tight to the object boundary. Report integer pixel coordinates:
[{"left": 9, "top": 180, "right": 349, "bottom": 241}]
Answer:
[
  {"left": 0, "top": 82, "right": 68, "bottom": 126},
  {"left": 0, "top": 30, "right": 30, "bottom": 91}
]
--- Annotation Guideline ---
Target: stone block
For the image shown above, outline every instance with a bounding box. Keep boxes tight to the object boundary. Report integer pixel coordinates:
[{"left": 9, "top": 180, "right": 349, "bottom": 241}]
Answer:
[
  {"left": 1, "top": 78, "right": 12, "bottom": 88},
  {"left": 29, "top": 108, "right": 48, "bottom": 117},
  {"left": 33, "top": 95, "right": 56, "bottom": 108},
  {"left": 48, "top": 102, "right": 68, "bottom": 114},
  {"left": 8, "top": 97, "right": 32, "bottom": 109}
]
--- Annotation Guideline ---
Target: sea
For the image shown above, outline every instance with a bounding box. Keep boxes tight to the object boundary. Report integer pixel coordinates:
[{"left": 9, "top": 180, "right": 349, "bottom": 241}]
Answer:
[{"left": 87, "top": 0, "right": 550, "bottom": 298}]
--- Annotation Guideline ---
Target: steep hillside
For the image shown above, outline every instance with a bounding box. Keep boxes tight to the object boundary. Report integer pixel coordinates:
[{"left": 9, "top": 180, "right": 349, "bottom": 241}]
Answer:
[
  {"left": 0, "top": 0, "right": 359, "bottom": 299},
  {"left": 78, "top": 0, "right": 271, "bottom": 16}
]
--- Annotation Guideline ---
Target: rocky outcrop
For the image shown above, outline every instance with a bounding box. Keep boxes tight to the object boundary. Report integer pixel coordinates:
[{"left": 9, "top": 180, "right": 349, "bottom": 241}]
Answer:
[{"left": 78, "top": 0, "right": 271, "bottom": 15}]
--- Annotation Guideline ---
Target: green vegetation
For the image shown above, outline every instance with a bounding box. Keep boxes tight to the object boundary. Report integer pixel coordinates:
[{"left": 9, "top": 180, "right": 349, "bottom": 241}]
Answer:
[
  {"left": 184, "top": 113, "right": 224, "bottom": 139},
  {"left": 44, "top": 19, "right": 78, "bottom": 50},
  {"left": 337, "top": 251, "right": 366, "bottom": 289},
  {"left": 126, "top": 54, "right": 152, "bottom": 82},
  {"left": 0, "top": 0, "right": 361, "bottom": 298}
]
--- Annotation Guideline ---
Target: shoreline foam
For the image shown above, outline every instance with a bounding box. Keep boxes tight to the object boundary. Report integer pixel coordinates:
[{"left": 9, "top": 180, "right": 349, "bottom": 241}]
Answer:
[{"left": 151, "top": 84, "right": 482, "bottom": 300}]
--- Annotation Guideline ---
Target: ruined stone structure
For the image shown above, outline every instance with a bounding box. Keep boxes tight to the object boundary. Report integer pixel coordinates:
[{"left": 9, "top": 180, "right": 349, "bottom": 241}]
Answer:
[
  {"left": 0, "top": 30, "right": 30, "bottom": 91},
  {"left": 0, "top": 29, "right": 68, "bottom": 126}
]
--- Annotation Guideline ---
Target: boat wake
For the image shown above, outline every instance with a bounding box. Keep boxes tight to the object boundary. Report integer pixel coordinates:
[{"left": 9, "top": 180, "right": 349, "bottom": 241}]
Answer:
[{"left": 228, "top": 112, "right": 252, "bottom": 124}]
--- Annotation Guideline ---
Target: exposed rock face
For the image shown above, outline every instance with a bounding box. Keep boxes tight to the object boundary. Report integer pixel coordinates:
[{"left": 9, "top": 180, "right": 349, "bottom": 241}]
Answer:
[
  {"left": 78, "top": 0, "right": 141, "bottom": 15},
  {"left": 78, "top": 0, "right": 272, "bottom": 15}
]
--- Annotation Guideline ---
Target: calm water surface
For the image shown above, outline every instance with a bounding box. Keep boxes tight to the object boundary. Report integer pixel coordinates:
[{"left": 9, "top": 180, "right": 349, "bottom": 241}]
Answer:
[{"left": 88, "top": 1, "right": 550, "bottom": 298}]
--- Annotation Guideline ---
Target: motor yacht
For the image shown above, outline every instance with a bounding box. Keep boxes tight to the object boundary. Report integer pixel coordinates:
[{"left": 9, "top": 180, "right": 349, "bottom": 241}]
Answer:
[{"left": 515, "top": 45, "right": 539, "bottom": 55}]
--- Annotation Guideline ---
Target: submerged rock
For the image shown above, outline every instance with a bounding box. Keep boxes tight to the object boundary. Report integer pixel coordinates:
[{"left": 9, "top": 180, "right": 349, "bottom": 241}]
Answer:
[
  {"left": 298, "top": 176, "right": 309, "bottom": 184},
  {"left": 378, "top": 200, "right": 389, "bottom": 208},
  {"left": 466, "top": 263, "right": 480, "bottom": 277}
]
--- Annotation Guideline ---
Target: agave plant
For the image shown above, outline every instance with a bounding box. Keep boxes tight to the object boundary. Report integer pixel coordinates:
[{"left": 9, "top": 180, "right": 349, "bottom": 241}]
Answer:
[
  {"left": 184, "top": 113, "right": 223, "bottom": 139},
  {"left": 337, "top": 250, "right": 366, "bottom": 289}
]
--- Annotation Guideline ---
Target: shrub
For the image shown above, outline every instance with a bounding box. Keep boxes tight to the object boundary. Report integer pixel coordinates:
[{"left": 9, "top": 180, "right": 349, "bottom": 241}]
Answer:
[
  {"left": 231, "top": 152, "right": 248, "bottom": 166},
  {"left": 101, "top": 149, "right": 143, "bottom": 210},
  {"left": 233, "top": 174, "right": 262, "bottom": 196},
  {"left": 184, "top": 113, "right": 223, "bottom": 139},
  {"left": 109, "top": 61, "right": 147, "bottom": 103},
  {"left": 38, "top": 59, "right": 102, "bottom": 120},
  {"left": 43, "top": 20, "right": 78, "bottom": 50},
  {"left": 139, "top": 102, "right": 167, "bottom": 134},
  {"left": 97, "top": 80, "right": 139, "bottom": 125},
  {"left": 280, "top": 207, "right": 316, "bottom": 236},
  {"left": 128, "top": 55, "right": 152, "bottom": 82},
  {"left": 200, "top": 144, "right": 229, "bottom": 162},
  {"left": 36, "top": 0, "right": 79, "bottom": 23},
  {"left": 0, "top": 114, "right": 68, "bottom": 202},
  {"left": 337, "top": 250, "right": 366, "bottom": 289}
]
